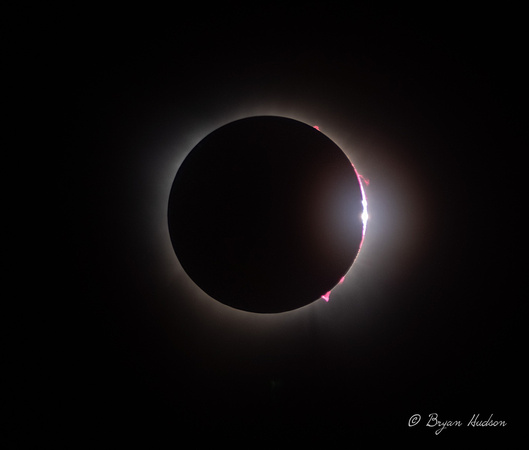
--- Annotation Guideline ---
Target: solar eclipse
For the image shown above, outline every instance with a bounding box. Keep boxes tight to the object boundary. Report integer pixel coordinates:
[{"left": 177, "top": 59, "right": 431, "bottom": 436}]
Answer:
[{"left": 168, "top": 116, "right": 366, "bottom": 313}]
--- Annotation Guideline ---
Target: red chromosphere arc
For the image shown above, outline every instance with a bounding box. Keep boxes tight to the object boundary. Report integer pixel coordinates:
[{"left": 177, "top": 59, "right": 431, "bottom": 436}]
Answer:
[{"left": 313, "top": 124, "right": 368, "bottom": 303}]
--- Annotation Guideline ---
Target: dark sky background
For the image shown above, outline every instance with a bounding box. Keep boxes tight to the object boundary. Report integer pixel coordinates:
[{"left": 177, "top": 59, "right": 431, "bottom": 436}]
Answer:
[{"left": 13, "top": 3, "right": 524, "bottom": 444}]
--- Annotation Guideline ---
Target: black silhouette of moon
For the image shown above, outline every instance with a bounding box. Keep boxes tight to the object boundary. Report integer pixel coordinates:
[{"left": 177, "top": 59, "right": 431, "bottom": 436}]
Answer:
[{"left": 168, "top": 116, "right": 364, "bottom": 313}]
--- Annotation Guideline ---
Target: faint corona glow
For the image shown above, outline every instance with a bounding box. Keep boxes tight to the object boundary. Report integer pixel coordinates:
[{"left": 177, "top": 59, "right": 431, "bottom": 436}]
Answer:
[{"left": 160, "top": 112, "right": 372, "bottom": 315}]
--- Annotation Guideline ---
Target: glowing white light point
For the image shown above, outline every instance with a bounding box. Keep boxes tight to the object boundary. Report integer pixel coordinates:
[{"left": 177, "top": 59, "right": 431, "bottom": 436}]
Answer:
[{"left": 357, "top": 169, "right": 369, "bottom": 245}]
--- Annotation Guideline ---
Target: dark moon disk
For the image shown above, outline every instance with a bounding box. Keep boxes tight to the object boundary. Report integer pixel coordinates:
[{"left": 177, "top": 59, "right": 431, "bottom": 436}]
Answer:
[{"left": 168, "top": 116, "right": 364, "bottom": 313}]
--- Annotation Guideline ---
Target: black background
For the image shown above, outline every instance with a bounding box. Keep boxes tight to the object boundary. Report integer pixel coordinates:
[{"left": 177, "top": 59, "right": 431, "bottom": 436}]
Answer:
[{"left": 10, "top": 3, "right": 524, "bottom": 445}]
